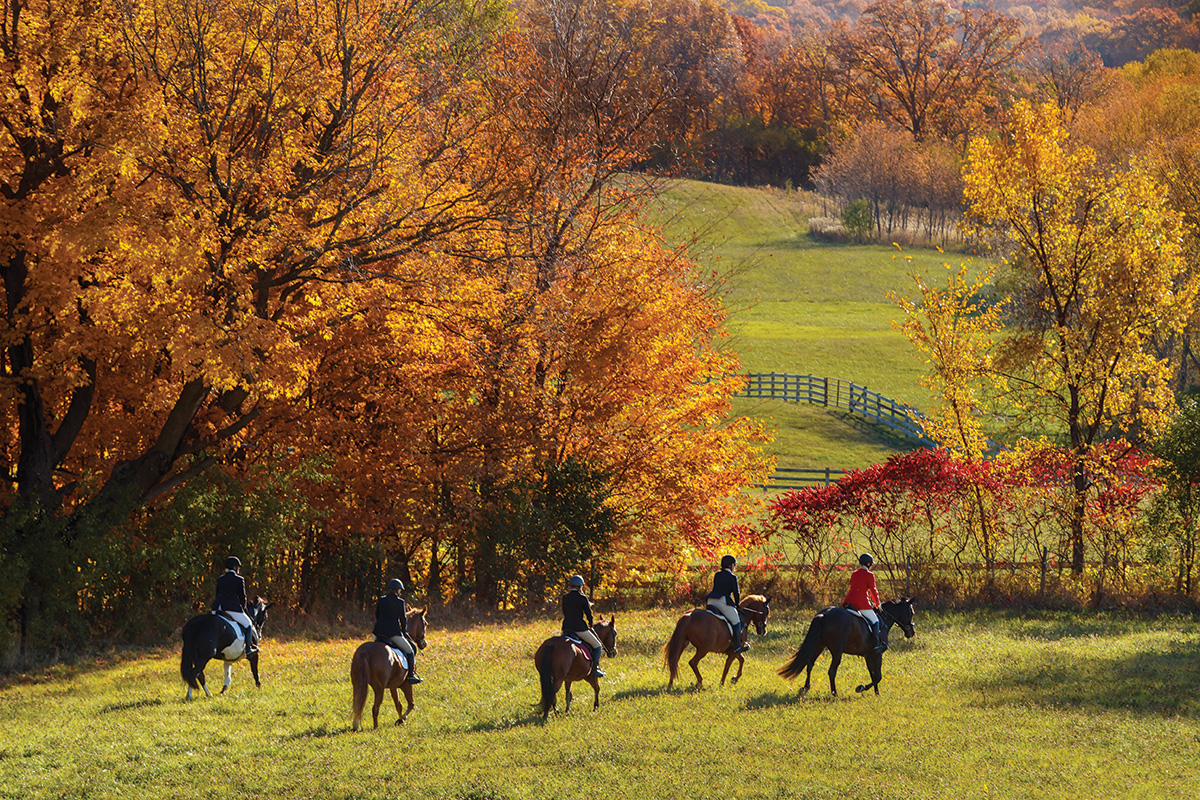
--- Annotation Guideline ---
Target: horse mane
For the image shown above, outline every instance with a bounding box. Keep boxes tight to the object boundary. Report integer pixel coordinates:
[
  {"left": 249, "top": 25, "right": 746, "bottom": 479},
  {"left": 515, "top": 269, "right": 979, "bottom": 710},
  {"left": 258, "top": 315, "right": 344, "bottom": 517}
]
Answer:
[{"left": 743, "top": 594, "right": 767, "bottom": 604}]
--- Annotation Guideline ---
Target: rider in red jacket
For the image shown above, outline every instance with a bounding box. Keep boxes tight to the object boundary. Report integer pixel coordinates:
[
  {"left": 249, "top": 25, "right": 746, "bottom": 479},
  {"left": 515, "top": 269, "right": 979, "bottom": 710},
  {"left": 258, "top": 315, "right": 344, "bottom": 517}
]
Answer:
[{"left": 844, "top": 553, "right": 886, "bottom": 653}]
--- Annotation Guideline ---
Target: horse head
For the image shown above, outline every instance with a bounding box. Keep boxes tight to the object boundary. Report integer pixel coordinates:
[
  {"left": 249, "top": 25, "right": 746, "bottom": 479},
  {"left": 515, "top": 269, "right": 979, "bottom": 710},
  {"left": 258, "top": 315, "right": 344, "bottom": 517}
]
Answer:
[
  {"left": 594, "top": 615, "right": 618, "bottom": 658},
  {"left": 407, "top": 608, "right": 428, "bottom": 650},
  {"left": 741, "top": 595, "right": 771, "bottom": 636},
  {"left": 249, "top": 597, "right": 273, "bottom": 632},
  {"left": 884, "top": 596, "right": 916, "bottom": 639}
]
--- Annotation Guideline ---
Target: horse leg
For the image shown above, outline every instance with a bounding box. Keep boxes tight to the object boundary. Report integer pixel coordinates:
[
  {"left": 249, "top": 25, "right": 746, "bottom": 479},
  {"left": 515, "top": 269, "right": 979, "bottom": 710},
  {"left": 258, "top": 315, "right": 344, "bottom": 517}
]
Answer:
[
  {"left": 731, "top": 653, "right": 745, "bottom": 686},
  {"left": 221, "top": 661, "right": 233, "bottom": 694},
  {"left": 587, "top": 675, "right": 600, "bottom": 710},
  {"left": 719, "top": 653, "right": 736, "bottom": 686},
  {"left": 371, "top": 684, "right": 384, "bottom": 729},
  {"left": 198, "top": 666, "right": 211, "bottom": 698},
  {"left": 390, "top": 687, "right": 404, "bottom": 725},
  {"left": 248, "top": 652, "right": 261, "bottom": 688},
  {"left": 856, "top": 653, "right": 884, "bottom": 695},
  {"left": 688, "top": 651, "right": 705, "bottom": 687},
  {"left": 401, "top": 680, "right": 415, "bottom": 721},
  {"left": 828, "top": 650, "right": 842, "bottom": 696}
]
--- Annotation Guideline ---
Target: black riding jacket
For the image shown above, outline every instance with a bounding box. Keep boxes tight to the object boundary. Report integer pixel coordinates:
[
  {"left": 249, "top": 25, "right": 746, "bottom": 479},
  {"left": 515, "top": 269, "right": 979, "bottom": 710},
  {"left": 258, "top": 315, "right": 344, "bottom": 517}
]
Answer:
[
  {"left": 705, "top": 568, "right": 741, "bottom": 606},
  {"left": 561, "top": 589, "right": 594, "bottom": 634},
  {"left": 212, "top": 570, "right": 247, "bottom": 614},
  {"left": 373, "top": 593, "right": 409, "bottom": 639}
]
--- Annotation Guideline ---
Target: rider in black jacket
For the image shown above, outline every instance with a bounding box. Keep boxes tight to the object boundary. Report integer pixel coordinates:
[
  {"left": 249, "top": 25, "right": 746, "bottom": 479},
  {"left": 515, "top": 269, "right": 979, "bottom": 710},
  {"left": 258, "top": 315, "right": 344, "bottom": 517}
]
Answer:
[
  {"left": 706, "top": 555, "right": 749, "bottom": 655},
  {"left": 373, "top": 578, "right": 422, "bottom": 684},
  {"left": 561, "top": 575, "right": 604, "bottom": 678},
  {"left": 212, "top": 556, "right": 257, "bottom": 655}
]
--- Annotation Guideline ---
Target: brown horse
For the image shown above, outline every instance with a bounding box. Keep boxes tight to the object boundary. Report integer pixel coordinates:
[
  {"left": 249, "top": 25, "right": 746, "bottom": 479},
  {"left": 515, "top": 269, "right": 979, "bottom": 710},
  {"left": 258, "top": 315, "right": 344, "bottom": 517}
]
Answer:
[
  {"left": 778, "top": 597, "right": 915, "bottom": 696},
  {"left": 534, "top": 616, "right": 617, "bottom": 720},
  {"left": 350, "top": 608, "right": 428, "bottom": 730},
  {"left": 664, "top": 594, "right": 771, "bottom": 688}
]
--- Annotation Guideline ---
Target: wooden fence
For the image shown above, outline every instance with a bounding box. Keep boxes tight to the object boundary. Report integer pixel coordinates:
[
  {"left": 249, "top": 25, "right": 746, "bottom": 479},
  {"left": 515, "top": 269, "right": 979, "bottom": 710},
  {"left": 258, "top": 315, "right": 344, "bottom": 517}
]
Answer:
[
  {"left": 738, "top": 373, "right": 937, "bottom": 490},
  {"left": 738, "top": 373, "right": 935, "bottom": 446}
]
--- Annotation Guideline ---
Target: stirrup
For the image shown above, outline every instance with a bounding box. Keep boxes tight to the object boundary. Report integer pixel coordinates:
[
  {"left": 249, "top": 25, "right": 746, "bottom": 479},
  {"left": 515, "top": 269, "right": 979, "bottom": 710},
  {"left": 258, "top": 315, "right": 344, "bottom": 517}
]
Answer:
[{"left": 407, "top": 673, "right": 423, "bottom": 684}]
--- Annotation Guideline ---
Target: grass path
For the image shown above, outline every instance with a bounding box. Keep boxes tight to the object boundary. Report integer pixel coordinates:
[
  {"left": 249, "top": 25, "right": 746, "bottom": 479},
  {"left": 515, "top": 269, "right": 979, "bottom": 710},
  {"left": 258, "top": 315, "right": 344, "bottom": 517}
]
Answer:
[{"left": 3, "top": 610, "right": 1198, "bottom": 799}]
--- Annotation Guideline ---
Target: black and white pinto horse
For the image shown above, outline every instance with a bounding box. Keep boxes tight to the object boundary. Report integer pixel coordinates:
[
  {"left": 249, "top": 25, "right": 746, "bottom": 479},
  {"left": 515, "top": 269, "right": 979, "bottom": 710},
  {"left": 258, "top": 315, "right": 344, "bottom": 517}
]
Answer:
[{"left": 180, "top": 597, "right": 272, "bottom": 700}]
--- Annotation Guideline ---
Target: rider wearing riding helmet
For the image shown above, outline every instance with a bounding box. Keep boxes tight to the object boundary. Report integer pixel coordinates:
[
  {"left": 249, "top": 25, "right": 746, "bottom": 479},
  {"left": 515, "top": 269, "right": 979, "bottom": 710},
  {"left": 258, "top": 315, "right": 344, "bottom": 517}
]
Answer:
[
  {"left": 212, "top": 556, "right": 258, "bottom": 656},
  {"left": 706, "top": 555, "right": 749, "bottom": 655},
  {"left": 373, "top": 578, "right": 423, "bottom": 684},
  {"left": 845, "top": 552, "right": 886, "bottom": 652},
  {"left": 561, "top": 574, "right": 605, "bottom": 678}
]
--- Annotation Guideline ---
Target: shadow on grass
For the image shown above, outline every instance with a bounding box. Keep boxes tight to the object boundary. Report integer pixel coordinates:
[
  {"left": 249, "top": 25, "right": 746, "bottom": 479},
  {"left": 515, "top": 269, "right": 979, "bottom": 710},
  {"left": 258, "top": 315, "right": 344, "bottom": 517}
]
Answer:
[
  {"left": 99, "top": 698, "right": 164, "bottom": 714},
  {"left": 468, "top": 712, "right": 547, "bottom": 732},
  {"left": 610, "top": 685, "right": 678, "bottom": 702},
  {"left": 282, "top": 723, "right": 354, "bottom": 739},
  {"left": 965, "top": 639, "right": 1200, "bottom": 717}
]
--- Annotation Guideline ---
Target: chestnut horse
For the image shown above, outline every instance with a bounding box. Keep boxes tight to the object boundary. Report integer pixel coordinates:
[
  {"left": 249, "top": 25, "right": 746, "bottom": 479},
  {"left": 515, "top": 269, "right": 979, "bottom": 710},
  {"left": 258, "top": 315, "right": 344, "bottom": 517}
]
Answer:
[
  {"left": 664, "top": 594, "right": 771, "bottom": 688},
  {"left": 534, "top": 616, "right": 617, "bottom": 720},
  {"left": 778, "top": 597, "right": 915, "bottom": 696},
  {"left": 350, "top": 608, "right": 428, "bottom": 730}
]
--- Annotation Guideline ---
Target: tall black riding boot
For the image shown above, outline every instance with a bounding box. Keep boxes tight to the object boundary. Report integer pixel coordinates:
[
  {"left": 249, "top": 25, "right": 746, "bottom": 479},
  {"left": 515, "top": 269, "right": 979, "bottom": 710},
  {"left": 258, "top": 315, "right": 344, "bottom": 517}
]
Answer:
[
  {"left": 406, "top": 648, "right": 423, "bottom": 684},
  {"left": 589, "top": 645, "right": 606, "bottom": 678},
  {"left": 732, "top": 621, "right": 750, "bottom": 654},
  {"left": 243, "top": 625, "right": 258, "bottom": 656},
  {"left": 871, "top": 620, "right": 887, "bottom": 653}
]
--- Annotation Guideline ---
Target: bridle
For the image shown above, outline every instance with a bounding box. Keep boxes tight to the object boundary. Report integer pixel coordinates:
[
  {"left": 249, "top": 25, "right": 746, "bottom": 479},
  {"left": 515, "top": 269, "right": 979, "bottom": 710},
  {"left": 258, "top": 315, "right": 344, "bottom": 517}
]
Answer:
[
  {"left": 879, "top": 601, "right": 915, "bottom": 638},
  {"left": 738, "top": 603, "right": 770, "bottom": 636}
]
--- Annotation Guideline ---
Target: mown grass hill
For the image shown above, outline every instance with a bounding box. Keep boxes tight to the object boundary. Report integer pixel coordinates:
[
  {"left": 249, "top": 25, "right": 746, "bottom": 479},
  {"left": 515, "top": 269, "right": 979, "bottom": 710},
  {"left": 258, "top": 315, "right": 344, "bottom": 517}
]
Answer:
[{"left": 651, "top": 179, "right": 951, "bottom": 471}]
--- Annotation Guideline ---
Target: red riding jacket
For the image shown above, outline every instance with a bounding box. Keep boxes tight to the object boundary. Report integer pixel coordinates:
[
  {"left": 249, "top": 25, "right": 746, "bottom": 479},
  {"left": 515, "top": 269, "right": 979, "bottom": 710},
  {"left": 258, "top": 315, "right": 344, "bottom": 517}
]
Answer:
[{"left": 844, "top": 567, "right": 881, "bottom": 610}]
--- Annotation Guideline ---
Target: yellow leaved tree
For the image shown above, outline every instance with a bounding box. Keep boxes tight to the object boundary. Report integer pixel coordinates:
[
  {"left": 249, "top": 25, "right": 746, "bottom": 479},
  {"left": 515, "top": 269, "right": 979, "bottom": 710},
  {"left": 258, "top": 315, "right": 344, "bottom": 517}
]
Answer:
[{"left": 963, "top": 100, "right": 1198, "bottom": 574}]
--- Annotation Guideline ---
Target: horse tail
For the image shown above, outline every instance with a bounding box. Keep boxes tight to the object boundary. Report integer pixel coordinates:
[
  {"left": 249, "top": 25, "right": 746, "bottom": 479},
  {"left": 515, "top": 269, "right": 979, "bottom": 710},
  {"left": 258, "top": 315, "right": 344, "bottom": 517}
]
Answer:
[
  {"left": 180, "top": 617, "right": 200, "bottom": 689},
  {"left": 350, "top": 645, "right": 370, "bottom": 730},
  {"left": 779, "top": 615, "right": 824, "bottom": 680},
  {"left": 535, "top": 642, "right": 555, "bottom": 717},
  {"left": 663, "top": 614, "right": 690, "bottom": 683}
]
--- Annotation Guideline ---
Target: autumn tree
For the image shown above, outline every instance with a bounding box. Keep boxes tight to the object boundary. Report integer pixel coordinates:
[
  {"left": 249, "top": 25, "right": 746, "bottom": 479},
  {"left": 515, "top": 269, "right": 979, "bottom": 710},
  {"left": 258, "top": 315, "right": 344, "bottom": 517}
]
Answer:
[
  {"left": 834, "top": 0, "right": 1030, "bottom": 144},
  {"left": 963, "top": 100, "right": 1198, "bottom": 574}
]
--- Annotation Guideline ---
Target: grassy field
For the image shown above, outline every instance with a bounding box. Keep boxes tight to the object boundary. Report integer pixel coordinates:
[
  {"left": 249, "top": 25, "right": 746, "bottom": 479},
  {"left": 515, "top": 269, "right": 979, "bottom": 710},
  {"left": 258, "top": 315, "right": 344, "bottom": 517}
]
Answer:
[
  {"left": 650, "top": 179, "right": 980, "bottom": 470},
  {"left": 3, "top": 609, "right": 1198, "bottom": 799}
]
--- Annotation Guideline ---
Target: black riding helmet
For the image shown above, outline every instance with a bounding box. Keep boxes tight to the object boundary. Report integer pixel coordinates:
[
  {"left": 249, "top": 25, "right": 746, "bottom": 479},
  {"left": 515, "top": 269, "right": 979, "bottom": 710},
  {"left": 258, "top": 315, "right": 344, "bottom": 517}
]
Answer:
[
  {"left": 720, "top": 554, "right": 736, "bottom": 570},
  {"left": 225, "top": 556, "right": 242, "bottom": 570},
  {"left": 386, "top": 578, "right": 404, "bottom": 592},
  {"left": 859, "top": 552, "right": 874, "bottom": 567}
]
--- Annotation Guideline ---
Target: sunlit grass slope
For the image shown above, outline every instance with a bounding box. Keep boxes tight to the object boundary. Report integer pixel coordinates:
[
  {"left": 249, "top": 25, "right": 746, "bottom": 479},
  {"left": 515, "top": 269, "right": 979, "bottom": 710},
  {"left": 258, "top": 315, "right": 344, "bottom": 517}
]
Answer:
[
  {"left": 2, "top": 612, "right": 1197, "bottom": 799},
  {"left": 650, "top": 179, "right": 967, "bottom": 470}
]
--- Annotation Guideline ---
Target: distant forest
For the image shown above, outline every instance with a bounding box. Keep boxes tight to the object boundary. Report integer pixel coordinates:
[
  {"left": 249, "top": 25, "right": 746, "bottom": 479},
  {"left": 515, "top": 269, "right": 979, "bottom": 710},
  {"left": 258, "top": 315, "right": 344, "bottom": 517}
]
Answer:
[{"left": 726, "top": 0, "right": 1199, "bottom": 67}]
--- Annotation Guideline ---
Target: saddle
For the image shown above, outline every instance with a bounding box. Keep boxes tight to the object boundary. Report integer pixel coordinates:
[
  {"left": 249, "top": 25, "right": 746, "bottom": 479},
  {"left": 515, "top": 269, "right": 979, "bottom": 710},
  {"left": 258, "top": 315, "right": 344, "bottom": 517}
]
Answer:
[
  {"left": 374, "top": 638, "right": 410, "bottom": 670},
  {"left": 702, "top": 606, "right": 736, "bottom": 639},
  {"left": 560, "top": 632, "right": 592, "bottom": 662}
]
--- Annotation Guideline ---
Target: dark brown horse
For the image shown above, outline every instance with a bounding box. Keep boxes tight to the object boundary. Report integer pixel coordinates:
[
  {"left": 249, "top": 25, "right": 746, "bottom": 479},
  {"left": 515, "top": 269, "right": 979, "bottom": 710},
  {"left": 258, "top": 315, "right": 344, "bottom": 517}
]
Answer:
[
  {"left": 778, "top": 597, "right": 915, "bottom": 696},
  {"left": 664, "top": 594, "right": 771, "bottom": 688},
  {"left": 350, "top": 608, "right": 428, "bottom": 730},
  {"left": 534, "top": 616, "right": 617, "bottom": 720}
]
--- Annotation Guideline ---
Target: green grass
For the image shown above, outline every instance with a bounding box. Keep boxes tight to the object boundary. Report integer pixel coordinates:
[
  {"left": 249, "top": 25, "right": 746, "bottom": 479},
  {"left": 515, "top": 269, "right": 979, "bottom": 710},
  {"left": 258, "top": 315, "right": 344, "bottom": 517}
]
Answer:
[
  {"left": 650, "top": 179, "right": 986, "bottom": 469},
  {"left": 3, "top": 611, "right": 1198, "bottom": 799}
]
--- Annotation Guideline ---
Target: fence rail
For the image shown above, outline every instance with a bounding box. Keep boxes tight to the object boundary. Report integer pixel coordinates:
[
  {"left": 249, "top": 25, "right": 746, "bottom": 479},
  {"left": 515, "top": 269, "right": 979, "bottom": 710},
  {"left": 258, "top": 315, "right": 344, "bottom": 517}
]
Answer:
[
  {"left": 738, "top": 373, "right": 936, "bottom": 446},
  {"left": 755, "top": 467, "right": 846, "bottom": 490}
]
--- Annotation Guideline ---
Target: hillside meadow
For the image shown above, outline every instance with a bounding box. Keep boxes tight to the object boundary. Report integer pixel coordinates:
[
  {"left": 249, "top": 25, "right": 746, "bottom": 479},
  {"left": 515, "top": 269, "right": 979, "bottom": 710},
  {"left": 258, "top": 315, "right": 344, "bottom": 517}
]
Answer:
[
  {"left": 650, "top": 179, "right": 974, "bottom": 471},
  {"left": 2, "top": 609, "right": 1198, "bottom": 799}
]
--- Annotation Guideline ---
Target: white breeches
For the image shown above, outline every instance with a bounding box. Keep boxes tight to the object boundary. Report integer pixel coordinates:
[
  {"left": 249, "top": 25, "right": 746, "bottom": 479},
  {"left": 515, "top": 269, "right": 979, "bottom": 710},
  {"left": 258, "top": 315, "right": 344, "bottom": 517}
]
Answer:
[
  {"left": 568, "top": 629, "right": 601, "bottom": 648},
  {"left": 223, "top": 610, "right": 253, "bottom": 629},
  {"left": 857, "top": 608, "right": 879, "bottom": 625},
  {"left": 707, "top": 597, "right": 740, "bottom": 627},
  {"left": 384, "top": 634, "right": 414, "bottom": 656}
]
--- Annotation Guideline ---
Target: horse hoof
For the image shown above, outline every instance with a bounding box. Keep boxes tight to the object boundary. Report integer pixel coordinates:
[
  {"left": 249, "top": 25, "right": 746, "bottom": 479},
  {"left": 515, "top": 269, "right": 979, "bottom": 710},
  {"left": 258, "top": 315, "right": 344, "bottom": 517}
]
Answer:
[
  {"left": 855, "top": 685, "right": 866, "bottom": 693},
  {"left": 730, "top": 677, "right": 739, "bottom": 686}
]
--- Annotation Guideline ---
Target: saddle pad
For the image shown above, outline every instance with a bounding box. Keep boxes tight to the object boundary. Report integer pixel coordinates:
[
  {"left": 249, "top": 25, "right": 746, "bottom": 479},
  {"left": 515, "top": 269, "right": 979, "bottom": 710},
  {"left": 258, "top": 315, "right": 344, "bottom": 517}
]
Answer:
[
  {"left": 702, "top": 607, "right": 735, "bottom": 637},
  {"left": 563, "top": 635, "right": 592, "bottom": 659},
  {"left": 385, "top": 646, "right": 409, "bottom": 670}
]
